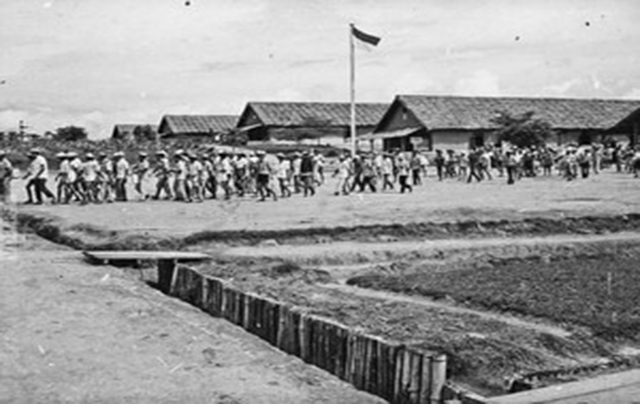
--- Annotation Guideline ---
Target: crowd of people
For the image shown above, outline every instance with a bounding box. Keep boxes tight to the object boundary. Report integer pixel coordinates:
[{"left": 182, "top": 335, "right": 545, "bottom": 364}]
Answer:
[{"left": 0, "top": 142, "right": 638, "bottom": 205}]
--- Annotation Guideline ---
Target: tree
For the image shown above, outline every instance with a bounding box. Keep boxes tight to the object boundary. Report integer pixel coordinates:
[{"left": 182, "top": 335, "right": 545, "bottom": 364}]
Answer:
[
  {"left": 490, "top": 111, "right": 554, "bottom": 148},
  {"left": 54, "top": 126, "right": 88, "bottom": 142},
  {"left": 220, "top": 130, "right": 248, "bottom": 146},
  {"left": 133, "top": 125, "right": 158, "bottom": 142}
]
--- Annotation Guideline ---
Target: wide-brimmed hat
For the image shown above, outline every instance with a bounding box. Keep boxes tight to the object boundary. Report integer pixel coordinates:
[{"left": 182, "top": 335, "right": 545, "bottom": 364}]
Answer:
[
  {"left": 0, "top": 149, "right": 7, "bottom": 156},
  {"left": 85, "top": 153, "right": 95, "bottom": 159},
  {"left": 67, "top": 151, "right": 78, "bottom": 158},
  {"left": 156, "top": 150, "right": 167, "bottom": 156},
  {"left": 138, "top": 151, "right": 148, "bottom": 157},
  {"left": 55, "top": 152, "right": 67, "bottom": 159},
  {"left": 113, "top": 151, "right": 124, "bottom": 158},
  {"left": 98, "top": 152, "right": 108, "bottom": 158},
  {"left": 256, "top": 150, "right": 266, "bottom": 156}
]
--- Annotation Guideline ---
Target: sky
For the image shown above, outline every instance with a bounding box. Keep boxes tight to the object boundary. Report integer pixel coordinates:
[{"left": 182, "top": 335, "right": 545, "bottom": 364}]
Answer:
[{"left": 1, "top": 0, "right": 639, "bottom": 138}]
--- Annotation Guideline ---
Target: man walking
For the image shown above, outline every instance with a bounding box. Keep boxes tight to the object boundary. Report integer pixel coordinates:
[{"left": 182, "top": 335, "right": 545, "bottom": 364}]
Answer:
[
  {"left": 0, "top": 150, "right": 13, "bottom": 203},
  {"left": 23, "top": 149, "right": 55, "bottom": 204}
]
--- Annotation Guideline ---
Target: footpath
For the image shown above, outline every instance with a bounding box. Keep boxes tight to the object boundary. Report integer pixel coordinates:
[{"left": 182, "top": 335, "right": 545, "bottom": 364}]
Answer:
[{"left": 0, "top": 218, "right": 382, "bottom": 404}]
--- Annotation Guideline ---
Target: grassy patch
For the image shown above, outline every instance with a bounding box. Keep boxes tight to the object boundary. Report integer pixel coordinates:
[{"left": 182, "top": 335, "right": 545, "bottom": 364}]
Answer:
[{"left": 349, "top": 256, "right": 640, "bottom": 340}]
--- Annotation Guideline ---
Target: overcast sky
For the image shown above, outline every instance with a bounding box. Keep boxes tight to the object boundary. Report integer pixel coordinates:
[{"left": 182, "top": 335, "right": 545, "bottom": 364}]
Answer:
[{"left": 1, "top": 0, "right": 639, "bottom": 138}]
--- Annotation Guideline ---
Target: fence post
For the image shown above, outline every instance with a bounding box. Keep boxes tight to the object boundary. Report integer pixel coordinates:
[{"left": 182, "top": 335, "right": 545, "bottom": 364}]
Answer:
[{"left": 430, "top": 354, "right": 447, "bottom": 404}]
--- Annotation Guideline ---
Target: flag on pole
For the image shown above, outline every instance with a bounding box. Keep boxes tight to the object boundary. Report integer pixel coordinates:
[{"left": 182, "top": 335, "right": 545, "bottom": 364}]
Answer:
[{"left": 351, "top": 25, "right": 381, "bottom": 46}]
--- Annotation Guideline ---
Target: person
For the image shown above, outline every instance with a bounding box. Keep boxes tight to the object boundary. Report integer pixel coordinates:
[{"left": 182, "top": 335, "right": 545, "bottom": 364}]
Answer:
[
  {"left": 396, "top": 153, "right": 412, "bottom": 193},
  {"left": 457, "top": 152, "right": 468, "bottom": 180},
  {"left": 133, "top": 152, "right": 150, "bottom": 200},
  {"left": 97, "top": 152, "right": 115, "bottom": 203},
  {"left": 350, "top": 155, "right": 363, "bottom": 192},
  {"left": 381, "top": 153, "right": 394, "bottom": 190},
  {"left": 68, "top": 152, "right": 84, "bottom": 202},
  {"left": 292, "top": 153, "right": 302, "bottom": 193},
  {"left": 505, "top": 151, "right": 517, "bottom": 185},
  {"left": 256, "top": 150, "right": 277, "bottom": 201},
  {"left": 334, "top": 154, "right": 351, "bottom": 196},
  {"left": 314, "top": 151, "right": 325, "bottom": 185},
  {"left": 300, "top": 150, "right": 316, "bottom": 197},
  {"left": 188, "top": 153, "right": 204, "bottom": 202},
  {"left": 276, "top": 153, "right": 291, "bottom": 198},
  {"left": 434, "top": 150, "right": 445, "bottom": 181},
  {"left": 152, "top": 151, "right": 173, "bottom": 200},
  {"left": 360, "top": 154, "right": 377, "bottom": 193},
  {"left": 466, "top": 149, "right": 482, "bottom": 183},
  {"left": 235, "top": 153, "right": 249, "bottom": 197},
  {"left": 410, "top": 152, "right": 422, "bottom": 186},
  {"left": 479, "top": 148, "right": 493, "bottom": 180},
  {"left": 632, "top": 147, "right": 640, "bottom": 178},
  {"left": 540, "top": 149, "right": 554, "bottom": 176},
  {"left": 80, "top": 153, "right": 100, "bottom": 203},
  {"left": 577, "top": 148, "right": 591, "bottom": 179},
  {"left": 113, "top": 151, "right": 130, "bottom": 201},
  {"left": 0, "top": 150, "right": 13, "bottom": 203},
  {"left": 23, "top": 149, "right": 55, "bottom": 204},
  {"left": 54, "top": 153, "right": 72, "bottom": 204},
  {"left": 172, "top": 151, "right": 188, "bottom": 201},
  {"left": 218, "top": 153, "right": 233, "bottom": 200},
  {"left": 203, "top": 150, "right": 217, "bottom": 199}
]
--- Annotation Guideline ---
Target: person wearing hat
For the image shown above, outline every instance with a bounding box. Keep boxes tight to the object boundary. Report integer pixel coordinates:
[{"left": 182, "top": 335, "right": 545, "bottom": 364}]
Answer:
[
  {"left": 255, "top": 150, "right": 277, "bottom": 202},
  {"left": 79, "top": 153, "right": 100, "bottom": 203},
  {"left": 23, "top": 149, "right": 55, "bottom": 204},
  {"left": 299, "top": 150, "right": 315, "bottom": 197},
  {"left": 152, "top": 151, "right": 173, "bottom": 200},
  {"left": 276, "top": 153, "right": 291, "bottom": 198},
  {"left": 0, "top": 149, "right": 14, "bottom": 203},
  {"left": 234, "top": 152, "right": 249, "bottom": 197},
  {"left": 96, "top": 152, "right": 114, "bottom": 203},
  {"left": 171, "top": 152, "right": 188, "bottom": 201},
  {"left": 186, "top": 152, "right": 204, "bottom": 202},
  {"left": 132, "top": 151, "right": 150, "bottom": 200},
  {"left": 113, "top": 152, "right": 129, "bottom": 201},
  {"left": 54, "top": 152, "right": 71, "bottom": 204},
  {"left": 333, "top": 153, "right": 352, "bottom": 196},
  {"left": 202, "top": 151, "right": 217, "bottom": 199},
  {"left": 381, "top": 152, "right": 394, "bottom": 191}
]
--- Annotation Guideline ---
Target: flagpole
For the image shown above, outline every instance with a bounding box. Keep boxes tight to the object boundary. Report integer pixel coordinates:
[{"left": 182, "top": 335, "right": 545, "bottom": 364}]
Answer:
[{"left": 349, "top": 23, "right": 356, "bottom": 157}]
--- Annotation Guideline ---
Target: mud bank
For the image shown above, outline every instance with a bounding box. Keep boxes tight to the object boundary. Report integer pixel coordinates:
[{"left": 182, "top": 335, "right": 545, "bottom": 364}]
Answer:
[{"left": 8, "top": 208, "right": 640, "bottom": 250}]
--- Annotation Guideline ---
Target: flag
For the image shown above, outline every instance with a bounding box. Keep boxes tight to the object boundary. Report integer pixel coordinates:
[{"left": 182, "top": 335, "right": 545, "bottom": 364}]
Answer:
[{"left": 352, "top": 25, "right": 381, "bottom": 46}]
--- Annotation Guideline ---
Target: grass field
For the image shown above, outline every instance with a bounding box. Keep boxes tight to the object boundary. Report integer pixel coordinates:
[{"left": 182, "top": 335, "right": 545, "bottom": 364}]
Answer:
[{"left": 349, "top": 255, "right": 640, "bottom": 341}]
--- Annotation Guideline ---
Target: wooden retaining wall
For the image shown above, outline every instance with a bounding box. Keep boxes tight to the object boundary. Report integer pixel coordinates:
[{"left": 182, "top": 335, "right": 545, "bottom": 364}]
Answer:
[{"left": 157, "top": 263, "right": 448, "bottom": 404}]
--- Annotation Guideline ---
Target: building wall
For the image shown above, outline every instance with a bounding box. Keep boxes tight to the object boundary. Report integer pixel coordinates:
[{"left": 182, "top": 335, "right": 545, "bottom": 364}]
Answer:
[
  {"left": 431, "top": 131, "right": 476, "bottom": 151},
  {"left": 377, "top": 103, "right": 424, "bottom": 132}
]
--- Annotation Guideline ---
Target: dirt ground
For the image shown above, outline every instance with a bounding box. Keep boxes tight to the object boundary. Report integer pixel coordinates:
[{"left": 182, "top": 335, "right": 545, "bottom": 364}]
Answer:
[
  {"left": 10, "top": 171, "right": 640, "bottom": 236},
  {"left": 0, "top": 218, "right": 383, "bottom": 404},
  {"left": 5, "top": 168, "right": 640, "bottom": 399}
]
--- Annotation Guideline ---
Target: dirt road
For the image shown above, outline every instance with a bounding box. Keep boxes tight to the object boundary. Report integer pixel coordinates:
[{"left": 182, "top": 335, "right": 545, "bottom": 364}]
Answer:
[{"left": 0, "top": 220, "right": 383, "bottom": 404}]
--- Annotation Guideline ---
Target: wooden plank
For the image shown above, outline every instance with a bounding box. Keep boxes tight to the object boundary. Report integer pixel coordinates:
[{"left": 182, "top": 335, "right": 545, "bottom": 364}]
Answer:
[
  {"left": 419, "top": 353, "right": 432, "bottom": 404},
  {"left": 394, "top": 347, "right": 405, "bottom": 404},
  {"left": 84, "top": 250, "right": 210, "bottom": 261},
  {"left": 156, "top": 259, "right": 176, "bottom": 294},
  {"left": 408, "top": 350, "right": 423, "bottom": 404}
]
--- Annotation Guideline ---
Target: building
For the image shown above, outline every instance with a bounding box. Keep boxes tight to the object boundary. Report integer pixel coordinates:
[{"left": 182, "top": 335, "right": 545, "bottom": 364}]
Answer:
[
  {"left": 235, "top": 101, "right": 389, "bottom": 146},
  {"left": 366, "top": 95, "right": 640, "bottom": 152},
  {"left": 158, "top": 115, "right": 238, "bottom": 140}
]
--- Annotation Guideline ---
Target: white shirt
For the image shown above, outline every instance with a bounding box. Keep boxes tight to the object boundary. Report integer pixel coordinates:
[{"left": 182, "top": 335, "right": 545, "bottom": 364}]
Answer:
[
  {"left": 82, "top": 160, "right": 100, "bottom": 182},
  {"left": 115, "top": 159, "right": 129, "bottom": 179},
  {"left": 277, "top": 160, "right": 291, "bottom": 179},
  {"left": 59, "top": 160, "right": 74, "bottom": 182},
  {"left": 175, "top": 160, "right": 187, "bottom": 181},
  {"left": 30, "top": 155, "right": 49, "bottom": 179}
]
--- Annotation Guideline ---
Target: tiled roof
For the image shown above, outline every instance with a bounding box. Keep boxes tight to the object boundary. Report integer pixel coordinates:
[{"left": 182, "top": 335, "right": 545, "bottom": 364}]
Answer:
[
  {"left": 242, "top": 102, "right": 389, "bottom": 127},
  {"left": 159, "top": 115, "right": 238, "bottom": 135},
  {"left": 390, "top": 95, "right": 640, "bottom": 131}
]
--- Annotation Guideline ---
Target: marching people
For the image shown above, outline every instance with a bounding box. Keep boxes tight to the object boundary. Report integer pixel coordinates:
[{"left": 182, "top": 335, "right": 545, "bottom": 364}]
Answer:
[
  {"left": 299, "top": 150, "right": 316, "bottom": 197},
  {"left": 276, "top": 153, "right": 292, "bottom": 198},
  {"left": 396, "top": 153, "right": 412, "bottom": 193},
  {"left": 8, "top": 141, "right": 636, "bottom": 208},
  {"left": 133, "top": 152, "right": 150, "bottom": 200},
  {"left": 97, "top": 152, "right": 115, "bottom": 203},
  {"left": 152, "top": 151, "right": 173, "bottom": 200},
  {"left": 80, "top": 153, "right": 100, "bottom": 204},
  {"left": 334, "top": 154, "right": 352, "bottom": 196},
  {"left": 113, "top": 151, "right": 130, "bottom": 201},
  {"left": 0, "top": 150, "right": 13, "bottom": 203},
  {"left": 256, "top": 150, "right": 277, "bottom": 201},
  {"left": 23, "top": 149, "right": 55, "bottom": 205}
]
